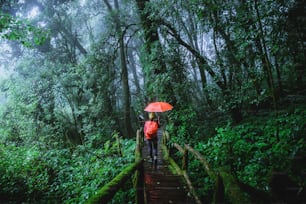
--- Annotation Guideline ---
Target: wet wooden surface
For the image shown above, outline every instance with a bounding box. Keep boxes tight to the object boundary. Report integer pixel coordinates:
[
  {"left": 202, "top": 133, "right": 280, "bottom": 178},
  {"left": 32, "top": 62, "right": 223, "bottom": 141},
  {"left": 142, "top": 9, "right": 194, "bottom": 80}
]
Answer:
[{"left": 142, "top": 129, "right": 195, "bottom": 204}]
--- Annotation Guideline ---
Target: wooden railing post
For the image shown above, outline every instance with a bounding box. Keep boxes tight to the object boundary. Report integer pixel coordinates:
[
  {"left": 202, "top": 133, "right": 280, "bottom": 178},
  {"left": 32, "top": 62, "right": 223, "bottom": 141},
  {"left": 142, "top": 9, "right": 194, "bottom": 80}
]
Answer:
[
  {"left": 134, "top": 129, "right": 144, "bottom": 204},
  {"left": 162, "top": 130, "right": 170, "bottom": 159},
  {"left": 135, "top": 162, "right": 144, "bottom": 204},
  {"left": 135, "top": 129, "right": 142, "bottom": 160},
  {"left": 114, "top": 132, "right": 123, "bottom": 156}
]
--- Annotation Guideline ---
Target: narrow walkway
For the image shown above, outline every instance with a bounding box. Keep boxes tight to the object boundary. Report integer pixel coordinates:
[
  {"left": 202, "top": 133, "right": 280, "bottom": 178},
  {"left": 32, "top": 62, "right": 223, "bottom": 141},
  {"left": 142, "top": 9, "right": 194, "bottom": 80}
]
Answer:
[{"left": 142, "top": 129, "right": 195, "bottom": 204}]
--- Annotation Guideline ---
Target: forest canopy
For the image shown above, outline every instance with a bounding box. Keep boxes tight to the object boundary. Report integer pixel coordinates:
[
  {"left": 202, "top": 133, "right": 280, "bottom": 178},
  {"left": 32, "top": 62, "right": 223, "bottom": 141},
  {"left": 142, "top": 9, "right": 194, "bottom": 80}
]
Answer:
[{"left": 0, "top": 0, "right": 305, "bottom": 203}]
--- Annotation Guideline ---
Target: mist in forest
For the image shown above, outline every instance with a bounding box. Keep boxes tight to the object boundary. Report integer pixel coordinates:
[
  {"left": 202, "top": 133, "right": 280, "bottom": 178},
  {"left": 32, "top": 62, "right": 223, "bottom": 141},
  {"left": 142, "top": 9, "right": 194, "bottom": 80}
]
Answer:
[{"left": 0, "top": 0, "right": 305, "bottom": 203}]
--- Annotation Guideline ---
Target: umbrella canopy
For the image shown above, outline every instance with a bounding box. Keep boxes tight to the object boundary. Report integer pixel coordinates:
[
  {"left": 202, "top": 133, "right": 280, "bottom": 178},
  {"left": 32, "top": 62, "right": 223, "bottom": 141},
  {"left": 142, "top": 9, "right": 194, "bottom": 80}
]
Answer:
[{"left": 144, "top": 102, "right": 173, "bottom": 112}]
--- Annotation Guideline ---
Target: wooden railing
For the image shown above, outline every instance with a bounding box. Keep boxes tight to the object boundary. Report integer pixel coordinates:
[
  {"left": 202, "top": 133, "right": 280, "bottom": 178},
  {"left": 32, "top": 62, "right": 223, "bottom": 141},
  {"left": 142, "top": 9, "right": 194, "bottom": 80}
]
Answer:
[
  {"left": 86, "top": 130, "right": 144, "bottom": 204},
  {"left": 161, "top": 130, "right": 252, "bottom": 204},
  {"left": 87, "top": 129, "right": 271, "bottom": 204}
]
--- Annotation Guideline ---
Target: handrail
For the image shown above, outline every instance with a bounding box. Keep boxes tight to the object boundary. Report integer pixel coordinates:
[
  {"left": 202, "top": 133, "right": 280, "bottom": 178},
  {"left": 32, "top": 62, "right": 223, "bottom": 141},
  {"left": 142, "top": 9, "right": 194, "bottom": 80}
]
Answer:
[
  {"left": 86, "top": 129, "right": 144, "bottom": 204},
  {"left": 168, "top": 143, "right": 202, "bottom": 204},
  {"left": 86, "top": 159, "right": 143, "bottom": 204},
  {"left": 162, "top": 130, "right": 252, "bottom": 204},
  {"left": 87, "top": 129, "right": 271, "bottom": 204}
]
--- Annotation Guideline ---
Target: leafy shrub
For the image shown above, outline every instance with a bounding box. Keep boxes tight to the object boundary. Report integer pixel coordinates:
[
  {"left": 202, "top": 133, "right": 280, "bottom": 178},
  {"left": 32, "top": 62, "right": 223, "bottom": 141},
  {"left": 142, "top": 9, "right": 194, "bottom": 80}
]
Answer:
[
  {"left": 167, "top": 106, "right": 203, "bottom": 145},
  {"left": 0, "top": 138, "right": 136, "bottom": 203},
  {"left": 0, "top": 145, "right": 49, "bottom": 202},
  {"left": 200, "top": 109, "right": 306, "bottom": 191}
]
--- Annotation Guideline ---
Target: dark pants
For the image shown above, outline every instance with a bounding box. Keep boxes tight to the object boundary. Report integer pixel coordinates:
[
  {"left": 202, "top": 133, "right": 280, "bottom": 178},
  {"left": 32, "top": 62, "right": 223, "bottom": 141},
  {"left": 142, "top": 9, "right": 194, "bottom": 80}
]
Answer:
[{"left": 147, "top": 137, "right": 157, "bottom": 159}]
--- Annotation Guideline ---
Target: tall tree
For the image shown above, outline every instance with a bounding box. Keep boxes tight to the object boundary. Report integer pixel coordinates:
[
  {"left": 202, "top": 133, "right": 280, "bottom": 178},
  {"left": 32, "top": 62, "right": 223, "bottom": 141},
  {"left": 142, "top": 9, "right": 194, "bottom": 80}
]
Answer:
[
  {"left": 102, "top": 0, "right": 134, "bottom": 137},
  {"left": 135, "top": 0, "right": 176, "bottom": 106}
]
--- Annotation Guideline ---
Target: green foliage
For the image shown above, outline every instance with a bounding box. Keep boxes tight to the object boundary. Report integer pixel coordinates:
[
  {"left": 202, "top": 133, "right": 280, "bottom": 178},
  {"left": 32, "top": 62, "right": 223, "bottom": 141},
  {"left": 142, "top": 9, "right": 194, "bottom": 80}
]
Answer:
[
  {"left": 166, "top": 106, "right": 202, "bottom": 145},
  {"left": 187, "top": 156, "right": 215, "bottom": 202},
  {"left": 0, "top": 12, "right": 48, "bottom": 46},
  {"left": 199, "top": 108, "right": 306, "bottom": 190},
  {"left": 0, "top": 145, "right": 48, "bottom": 202},
  {"left": 86, "top": 160, "right": 140, "bottom": 204},
  {"left": 0, "top": 138, "right": 136, "bottom": 203},
  {"left": 0, "top": 0, "right": 305, "bottom": 203}
]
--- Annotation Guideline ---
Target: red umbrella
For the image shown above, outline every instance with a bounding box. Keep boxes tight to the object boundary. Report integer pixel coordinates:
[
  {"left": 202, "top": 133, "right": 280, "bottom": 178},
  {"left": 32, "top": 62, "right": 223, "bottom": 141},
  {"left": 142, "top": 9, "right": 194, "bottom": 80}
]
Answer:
[{"left": 144, "top": 102, "right": 173, "bottom": 112}]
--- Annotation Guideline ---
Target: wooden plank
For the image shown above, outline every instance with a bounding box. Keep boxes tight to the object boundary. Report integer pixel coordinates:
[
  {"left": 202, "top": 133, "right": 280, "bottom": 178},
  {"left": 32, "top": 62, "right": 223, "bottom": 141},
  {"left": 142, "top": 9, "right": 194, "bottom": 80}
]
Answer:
[{"left": 143, "top": 129, "right": 195, "bottom": 203}]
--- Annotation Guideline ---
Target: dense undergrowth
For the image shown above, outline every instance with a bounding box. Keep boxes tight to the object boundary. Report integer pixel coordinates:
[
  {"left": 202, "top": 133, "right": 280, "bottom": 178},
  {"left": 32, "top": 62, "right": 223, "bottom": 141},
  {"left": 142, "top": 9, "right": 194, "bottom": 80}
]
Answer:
[
  {"left": 1, "top": 106, "right": 305, "bottom": 203},
  {"left": 168, "top": 106, "right": 306, "bottom": 203},
  {"left": 0, "top": 138, "right": 136, "bottom": 203}
]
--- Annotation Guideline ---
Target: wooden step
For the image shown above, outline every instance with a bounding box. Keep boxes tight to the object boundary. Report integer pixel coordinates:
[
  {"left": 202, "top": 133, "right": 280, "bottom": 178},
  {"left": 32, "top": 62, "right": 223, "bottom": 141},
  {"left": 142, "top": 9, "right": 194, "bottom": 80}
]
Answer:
[{"left": 142, "top": 129, "right": 195, "bottom": 203}]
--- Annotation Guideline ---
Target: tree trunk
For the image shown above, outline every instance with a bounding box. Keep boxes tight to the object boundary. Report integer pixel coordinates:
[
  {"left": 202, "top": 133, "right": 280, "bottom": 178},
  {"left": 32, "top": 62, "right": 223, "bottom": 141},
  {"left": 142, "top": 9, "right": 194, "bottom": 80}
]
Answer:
[
  {"left": 103, "top": 0, "right": 134, "bottom": 137},
  {"left": 128, "top": 48, "right": 142, "bottom": 97},
  {"left": 135, "top": 0, "right": 175, "bottom": 103},
  {"left": 177, "top": 5, "right": 213, "bottom": 108},
  {"left": 254, "top": 0, "right": 278, "bottom": 111}
]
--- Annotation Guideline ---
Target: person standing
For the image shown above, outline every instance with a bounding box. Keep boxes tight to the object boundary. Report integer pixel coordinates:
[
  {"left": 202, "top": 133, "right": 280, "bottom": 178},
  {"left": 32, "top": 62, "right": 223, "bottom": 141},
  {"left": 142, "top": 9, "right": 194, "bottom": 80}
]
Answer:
[{"left": 144, "top": 112, "right": 160, "bottom": 162}]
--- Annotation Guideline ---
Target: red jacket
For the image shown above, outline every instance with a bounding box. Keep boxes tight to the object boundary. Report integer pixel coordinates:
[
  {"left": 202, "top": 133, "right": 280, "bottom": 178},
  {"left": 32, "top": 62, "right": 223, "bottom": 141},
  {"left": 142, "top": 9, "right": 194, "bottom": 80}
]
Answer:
[{"left": 144, "top": 120, "right": 159, "bottom": 139}]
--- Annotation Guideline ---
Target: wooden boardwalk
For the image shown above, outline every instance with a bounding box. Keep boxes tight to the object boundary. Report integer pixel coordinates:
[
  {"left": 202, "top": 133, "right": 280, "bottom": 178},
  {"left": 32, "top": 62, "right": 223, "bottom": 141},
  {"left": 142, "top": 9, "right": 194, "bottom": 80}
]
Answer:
[{"left": 142, "top": 129, "right": 195, "bottom": 204}]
